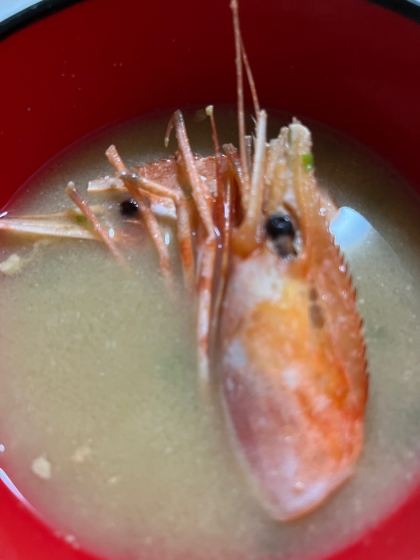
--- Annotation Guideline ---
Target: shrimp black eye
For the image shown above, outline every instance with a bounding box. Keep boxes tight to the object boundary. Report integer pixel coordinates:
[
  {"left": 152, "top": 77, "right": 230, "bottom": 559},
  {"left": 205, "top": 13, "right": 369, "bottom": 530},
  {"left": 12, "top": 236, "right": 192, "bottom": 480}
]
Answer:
[
  {"left": 120, "top": 198, "right": 139, "bottom": 217},
  {"left": 265, "top": 213, "right": 295, "bottom": 240}
]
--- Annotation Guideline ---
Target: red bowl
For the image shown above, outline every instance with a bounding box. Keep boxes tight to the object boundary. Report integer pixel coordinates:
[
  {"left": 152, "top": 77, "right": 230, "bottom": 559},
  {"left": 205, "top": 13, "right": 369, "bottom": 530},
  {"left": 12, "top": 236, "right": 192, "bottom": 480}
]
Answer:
[{"left": 1, "top": 0, "right": 420, "bottom": 559}]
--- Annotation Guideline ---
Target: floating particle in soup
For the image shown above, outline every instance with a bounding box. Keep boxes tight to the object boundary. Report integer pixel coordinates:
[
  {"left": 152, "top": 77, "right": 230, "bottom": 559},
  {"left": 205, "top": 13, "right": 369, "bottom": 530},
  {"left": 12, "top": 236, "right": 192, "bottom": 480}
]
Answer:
[{"left": 31, "top": 456, "right": 52, "bottom": 480}]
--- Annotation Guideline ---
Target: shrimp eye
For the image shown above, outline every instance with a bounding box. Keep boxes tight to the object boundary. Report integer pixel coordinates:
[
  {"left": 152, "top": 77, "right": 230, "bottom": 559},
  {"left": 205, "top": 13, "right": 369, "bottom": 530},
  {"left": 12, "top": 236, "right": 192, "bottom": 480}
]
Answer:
[
  {"left": 120, "top": 198, "right": 139, "bottom": 217},
  {"left": 265, "top": 213, "right": 295, "bottom": 240}
]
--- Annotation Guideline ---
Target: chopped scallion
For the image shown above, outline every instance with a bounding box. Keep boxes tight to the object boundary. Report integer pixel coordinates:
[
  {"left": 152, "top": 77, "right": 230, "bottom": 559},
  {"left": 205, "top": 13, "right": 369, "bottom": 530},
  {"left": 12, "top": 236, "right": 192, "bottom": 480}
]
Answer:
[{"left": 302, "top": 153, "right": 314, "bottom": 171}]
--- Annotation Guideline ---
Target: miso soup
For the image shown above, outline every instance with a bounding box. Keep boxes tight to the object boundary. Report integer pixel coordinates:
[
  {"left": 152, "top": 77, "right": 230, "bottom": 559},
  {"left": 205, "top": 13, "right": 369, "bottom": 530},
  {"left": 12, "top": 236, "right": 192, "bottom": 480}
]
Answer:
[{"left": 1, "top": 109, "right": 420, "bottom": 560}]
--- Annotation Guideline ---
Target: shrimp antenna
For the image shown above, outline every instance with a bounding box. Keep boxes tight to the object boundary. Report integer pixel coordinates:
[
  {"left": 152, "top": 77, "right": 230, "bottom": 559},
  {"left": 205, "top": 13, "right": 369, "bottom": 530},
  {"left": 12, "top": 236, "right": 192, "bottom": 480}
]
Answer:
[
  {"left": 241, "top": 39, "right": 260, "bottom": 116},
  {"left": 230, "top": 0, "right": 251, "bottom": 191}
]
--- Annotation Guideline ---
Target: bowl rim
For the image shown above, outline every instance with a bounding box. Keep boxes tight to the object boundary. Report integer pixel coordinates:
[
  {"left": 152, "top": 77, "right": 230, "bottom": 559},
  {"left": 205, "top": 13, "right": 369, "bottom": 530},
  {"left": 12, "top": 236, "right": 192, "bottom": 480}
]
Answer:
[
  {"left": 0, "top": 0, "right": 85, "bottom": 40},
  {"left": 0, "top": 0, "right": 419, "bottom": 43}
]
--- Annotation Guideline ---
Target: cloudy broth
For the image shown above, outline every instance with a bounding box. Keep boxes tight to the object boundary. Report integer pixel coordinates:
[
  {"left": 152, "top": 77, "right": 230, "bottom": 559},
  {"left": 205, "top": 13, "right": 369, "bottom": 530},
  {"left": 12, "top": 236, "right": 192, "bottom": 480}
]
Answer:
[{"left": 1, "top": 109, "right": 420, "bottom": 560}]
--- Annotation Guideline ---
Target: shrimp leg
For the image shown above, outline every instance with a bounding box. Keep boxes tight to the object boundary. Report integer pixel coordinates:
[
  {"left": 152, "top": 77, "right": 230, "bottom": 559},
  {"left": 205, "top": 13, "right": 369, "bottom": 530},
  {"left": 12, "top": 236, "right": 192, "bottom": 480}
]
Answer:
[
  {"left": 105, "top": 145, "right": 173, "bottom": 285},
  {"left": 123, "top": 173, "right": 195, "bottom": 291},
  {"left": 169, "top": 111, "right": 217, "bottom": 388},
  {"left": 206, "top": 106, "right": 233, "bottom": 338},
  {"left": 65, "top": 182, "right": 128, "bottom": 267}
]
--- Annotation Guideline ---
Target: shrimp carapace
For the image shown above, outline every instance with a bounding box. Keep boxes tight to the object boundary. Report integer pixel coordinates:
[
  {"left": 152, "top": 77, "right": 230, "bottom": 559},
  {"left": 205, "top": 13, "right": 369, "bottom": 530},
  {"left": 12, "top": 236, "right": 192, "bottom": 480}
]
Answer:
[{"left": 220, "top": 121, "right": 368, "bottom": 520}]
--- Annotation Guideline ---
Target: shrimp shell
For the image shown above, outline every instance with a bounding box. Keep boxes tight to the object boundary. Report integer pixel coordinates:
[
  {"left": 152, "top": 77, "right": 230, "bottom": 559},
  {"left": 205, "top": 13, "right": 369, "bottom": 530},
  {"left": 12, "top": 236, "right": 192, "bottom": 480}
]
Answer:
[{"left": 219, "top": 122, "right": 368, "bottom": 520}]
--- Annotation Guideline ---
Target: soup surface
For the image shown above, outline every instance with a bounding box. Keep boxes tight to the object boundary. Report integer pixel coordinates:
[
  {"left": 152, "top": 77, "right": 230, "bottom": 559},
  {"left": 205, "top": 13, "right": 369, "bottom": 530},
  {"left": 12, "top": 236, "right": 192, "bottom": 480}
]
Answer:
[{"left": 0, "top": 109, "right": 420, "bottom": 560}]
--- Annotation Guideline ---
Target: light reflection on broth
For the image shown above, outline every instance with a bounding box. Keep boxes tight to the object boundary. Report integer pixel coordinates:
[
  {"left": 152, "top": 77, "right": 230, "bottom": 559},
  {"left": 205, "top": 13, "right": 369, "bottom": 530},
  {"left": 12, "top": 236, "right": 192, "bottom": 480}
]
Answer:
[{"left": 0, "top": 109, "right": 420, "bottom": 560}]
